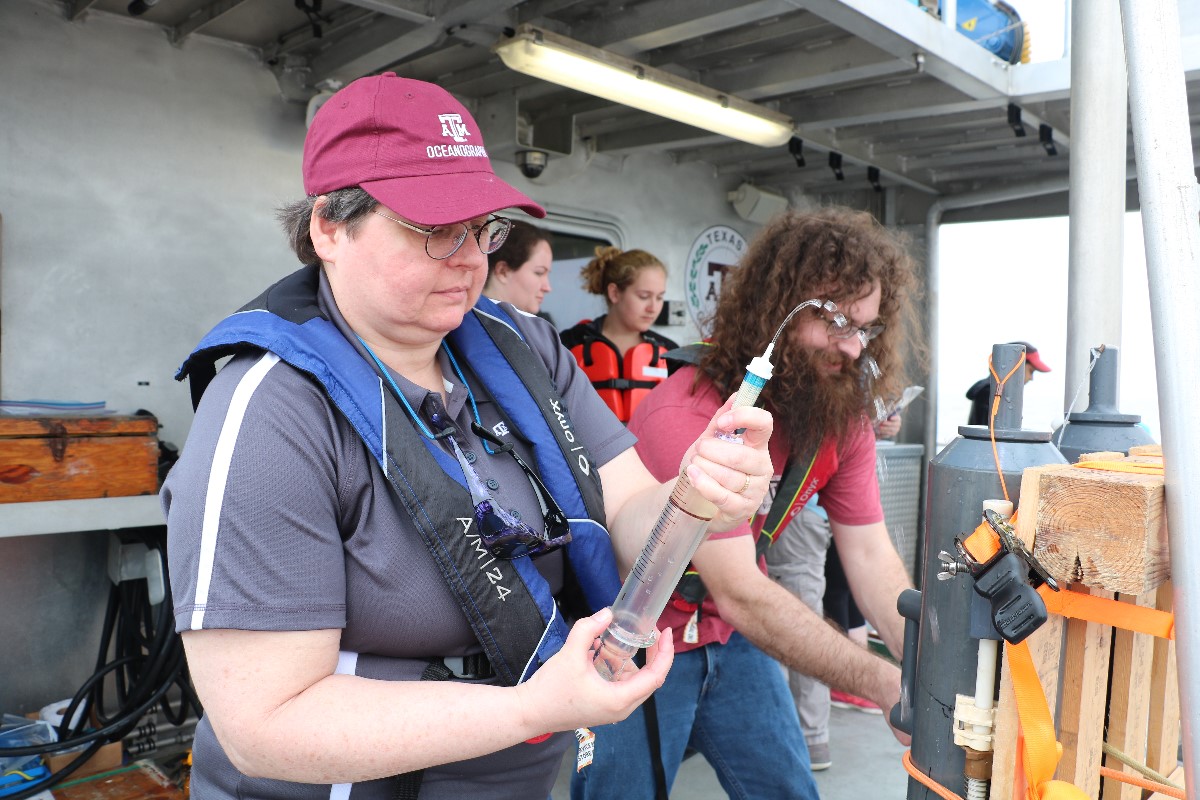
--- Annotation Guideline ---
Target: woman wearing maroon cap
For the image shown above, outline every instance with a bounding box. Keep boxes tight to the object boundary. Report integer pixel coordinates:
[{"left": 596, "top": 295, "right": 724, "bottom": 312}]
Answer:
[{"left": 163, "top": 74, "right": 774, "bottom": 800}]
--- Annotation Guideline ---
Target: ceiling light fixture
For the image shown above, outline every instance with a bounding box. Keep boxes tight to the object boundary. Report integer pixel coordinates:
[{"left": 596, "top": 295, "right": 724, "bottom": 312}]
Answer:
[{"left": 494, "top": 25, "right": 795, "bottom": 148}]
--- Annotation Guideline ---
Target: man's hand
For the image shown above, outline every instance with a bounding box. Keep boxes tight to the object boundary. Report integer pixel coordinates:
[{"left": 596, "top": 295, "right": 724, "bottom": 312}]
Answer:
[
  {"left": 875, "top": 413, "right": 901, "bottom": 439},
  {"left": 692, "top": 534, "right": 904, "bottom": 738}
]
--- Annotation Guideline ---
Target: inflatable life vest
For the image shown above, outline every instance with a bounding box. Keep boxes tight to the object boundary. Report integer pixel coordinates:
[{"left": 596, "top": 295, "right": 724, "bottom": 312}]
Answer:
[
  {"left": 177, "top": 265, "right": 622, "bottom": 686},
  {"left": 560, "top": 316, "right": 678, "bottom": 422}
]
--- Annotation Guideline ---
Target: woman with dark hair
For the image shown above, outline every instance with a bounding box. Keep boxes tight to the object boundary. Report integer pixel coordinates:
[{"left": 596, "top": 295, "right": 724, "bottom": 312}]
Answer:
[
  {"left": 574, "top": 207, "right": 923, "bottom": 800},
  {"left": 483, "top": 220, "right": 555, "bottom": 315},
  {"left": 560, "top": 246, "right": 679, "bottom": 422}
]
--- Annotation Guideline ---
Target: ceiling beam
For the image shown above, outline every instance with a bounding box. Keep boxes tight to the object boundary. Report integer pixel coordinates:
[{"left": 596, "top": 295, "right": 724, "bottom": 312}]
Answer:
[
  {"left": 67, "top": 0, "right": 100, "bottom": 21},
  {"left": 588, "top": 119, "right": 729, "bottom": 153},
  {"left": 785, "top": 76, "right": 989, "bottom": 129},
  {"left": 702, "top": 36, "right": 914, "bottom": 100},
  {"left": 595, "top": 112, "right": 940, "bottom": 195},
  {"left": 647, "top": 12, "right": 828, "bottom": 66},
  {"left": 786, "top": 0, "right": 1013, "bottom": 99},
  {"left": 903, "top": 141, "right": 1061, "bottom": 171},
  {"left": 310, "top": 0, "right": 522, "bottom": 86},
  {"left": 263, "top": 6, "right": 377, "bottom": 64},
  {"left": 170, "top": 0, "right": 250, "bottom": 46},
  {"left": 581, "top": 0, "right": 800, "bottom": 56},
  {"left": 336, "top": 0, "right": 433, "bottom": 24},
  {"left": 930, "top": 158, "right": 1072, "bottom": 185}
]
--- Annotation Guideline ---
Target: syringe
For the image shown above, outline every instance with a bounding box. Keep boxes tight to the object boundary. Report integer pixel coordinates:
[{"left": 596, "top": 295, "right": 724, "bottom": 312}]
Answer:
[{"left": 593, "top": 299, "right": 837, "bottom": 680}]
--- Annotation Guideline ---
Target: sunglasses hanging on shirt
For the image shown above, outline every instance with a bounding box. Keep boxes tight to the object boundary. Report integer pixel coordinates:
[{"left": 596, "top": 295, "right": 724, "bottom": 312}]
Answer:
[{"left": 358, "top": 336, "right": 572, "bottom": 560}]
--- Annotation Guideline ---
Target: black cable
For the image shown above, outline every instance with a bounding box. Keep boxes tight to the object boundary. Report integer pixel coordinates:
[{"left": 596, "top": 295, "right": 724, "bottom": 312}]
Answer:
[{"left": 0, "top": 528, "right": 201, "bottom": 799}]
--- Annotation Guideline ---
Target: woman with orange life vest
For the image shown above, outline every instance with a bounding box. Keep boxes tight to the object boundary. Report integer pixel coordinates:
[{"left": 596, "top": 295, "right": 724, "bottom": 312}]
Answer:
[
  {"left": 483, "top": 220, "right": 555, "bottom": 316},
  {"left": 560, "top": 247, "right": 679, "bottom": 422}
]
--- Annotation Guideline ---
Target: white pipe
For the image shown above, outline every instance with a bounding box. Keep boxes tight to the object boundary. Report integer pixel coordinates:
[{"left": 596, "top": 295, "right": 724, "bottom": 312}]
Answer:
[
  {"left": 1120, "top": 0, "right": 1200, "bottom": 794},
  {"left": 974, "top": 639, "right": 998, "bottom": 714},
  {"left": 975, "top": 499, "right": 1011, "bottom": 723},
  {"left": 1065, "top": 0, "right": 1126, "bottom": 409}
]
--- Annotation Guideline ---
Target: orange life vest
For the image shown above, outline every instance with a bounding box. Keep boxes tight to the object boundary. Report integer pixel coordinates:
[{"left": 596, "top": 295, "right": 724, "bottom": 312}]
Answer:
[{"left": 561, "top": 319, "right": 677, "bottom": 422}]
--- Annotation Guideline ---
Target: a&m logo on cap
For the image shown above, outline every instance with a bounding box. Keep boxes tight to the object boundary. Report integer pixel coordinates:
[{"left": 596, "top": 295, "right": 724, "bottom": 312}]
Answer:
[
  {"left": 427, "top": 112, "right": 488, "bottom": 158},
  {"left": 439, "top": 113, "right": 470, "bottom": 143}
]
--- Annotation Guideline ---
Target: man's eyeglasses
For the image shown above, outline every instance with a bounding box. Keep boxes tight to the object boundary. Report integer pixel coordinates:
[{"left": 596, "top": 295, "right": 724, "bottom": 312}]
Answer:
[
  {"left": 374, "top": 211, "right": 513, "bottom": 260},
  {"left": 825, "top": 313, "right": 885, "bottom": 348},
  {"left": 429, "top": 411, "right": 572, "bottom": 560}
]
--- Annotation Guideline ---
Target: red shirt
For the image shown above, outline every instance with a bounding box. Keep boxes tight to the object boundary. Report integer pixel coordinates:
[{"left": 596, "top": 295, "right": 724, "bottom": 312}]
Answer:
[{"left": 627, "top": 366, "right": 884, "bottom": 652}]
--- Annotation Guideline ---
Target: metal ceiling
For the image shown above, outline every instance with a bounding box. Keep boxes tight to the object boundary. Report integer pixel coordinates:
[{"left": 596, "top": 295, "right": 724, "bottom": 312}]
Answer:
[{"left": 63, "top": 0, "right": 1200, "bottom": 204}]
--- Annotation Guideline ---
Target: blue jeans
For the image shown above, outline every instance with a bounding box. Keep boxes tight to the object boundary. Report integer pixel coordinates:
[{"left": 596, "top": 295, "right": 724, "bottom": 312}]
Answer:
[{"left": 571, "top": 632, "right": 820, "bottom": 800}]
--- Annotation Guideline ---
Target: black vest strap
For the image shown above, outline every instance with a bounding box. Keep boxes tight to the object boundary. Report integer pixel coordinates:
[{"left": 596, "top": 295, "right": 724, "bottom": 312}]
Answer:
[
  {"left": 375, "top": 377, "right": 549, "bottom": 687},
  {"left": 473, "top": 313, "right": 607, "bottom": 523}
]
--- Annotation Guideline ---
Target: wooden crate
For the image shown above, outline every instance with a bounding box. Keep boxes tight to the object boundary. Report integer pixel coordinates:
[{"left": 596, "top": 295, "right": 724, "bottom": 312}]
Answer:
[
  {"left": 989, "top": 464, "right": 1179, "bottom": 800},
  {"left": 1032, "top": 461, "right": 1167, "bottom": 596},
  {"left": 0, "top": 414, "right": 159, "bottom": 503}
]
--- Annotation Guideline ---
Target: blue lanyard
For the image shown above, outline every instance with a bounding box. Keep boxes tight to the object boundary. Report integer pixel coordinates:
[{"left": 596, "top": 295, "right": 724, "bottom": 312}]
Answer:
[{"left": 356, "top": 336, "right": 500, "bottom": 455}]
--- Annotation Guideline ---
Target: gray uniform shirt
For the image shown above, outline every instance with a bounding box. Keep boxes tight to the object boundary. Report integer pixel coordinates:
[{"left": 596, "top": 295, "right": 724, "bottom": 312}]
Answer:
[{"left": 164, "top": 274, "right": 635, "bottom": 800}]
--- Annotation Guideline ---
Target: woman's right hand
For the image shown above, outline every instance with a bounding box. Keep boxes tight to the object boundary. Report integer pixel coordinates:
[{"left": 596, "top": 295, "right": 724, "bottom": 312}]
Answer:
[{"left": 514, "top": 608, "right": 673, "bottom": 735}]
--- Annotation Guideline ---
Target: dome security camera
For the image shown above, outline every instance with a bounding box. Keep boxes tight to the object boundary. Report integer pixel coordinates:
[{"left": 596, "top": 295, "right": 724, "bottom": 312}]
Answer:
[{"left": 515, "top": 150, "right": 548, "bottom": 179}]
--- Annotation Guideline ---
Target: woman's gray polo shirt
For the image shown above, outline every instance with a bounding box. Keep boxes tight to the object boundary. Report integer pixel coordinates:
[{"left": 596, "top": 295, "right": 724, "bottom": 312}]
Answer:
[{"left": 164, "top": 282, "right": 636, "bottom": 800}]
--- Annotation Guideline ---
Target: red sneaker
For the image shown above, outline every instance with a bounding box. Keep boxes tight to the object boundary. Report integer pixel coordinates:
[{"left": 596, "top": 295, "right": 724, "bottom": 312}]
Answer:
[{"left": 830, "top": 690, "right": 883, "bottom": 715}]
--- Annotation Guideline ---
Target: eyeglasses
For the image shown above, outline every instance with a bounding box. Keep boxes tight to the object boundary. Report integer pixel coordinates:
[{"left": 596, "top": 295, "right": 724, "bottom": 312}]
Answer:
[
  {"left": 373, "top": 211, "right": 512, "bottom": 260},
  {"left": 825, "top": 313, "right": 885, "bottom": 348},
  {"left": 429, "top": 411, "right": 572, "bottom": 560}
]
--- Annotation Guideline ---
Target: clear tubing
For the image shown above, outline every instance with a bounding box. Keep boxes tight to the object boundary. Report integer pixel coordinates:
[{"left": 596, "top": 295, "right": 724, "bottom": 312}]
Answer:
[{"left": 594, "top": 364, "right": 770, "bottom": 680}]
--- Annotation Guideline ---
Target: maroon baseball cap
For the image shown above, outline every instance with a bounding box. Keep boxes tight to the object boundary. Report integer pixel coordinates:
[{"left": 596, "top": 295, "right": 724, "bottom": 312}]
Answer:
[
  {"left": 1009, "top": 341, "right": 1051, "bottom": 372},
  {"left": 303, "top": 73, "right": 545, "bottom": 225}
]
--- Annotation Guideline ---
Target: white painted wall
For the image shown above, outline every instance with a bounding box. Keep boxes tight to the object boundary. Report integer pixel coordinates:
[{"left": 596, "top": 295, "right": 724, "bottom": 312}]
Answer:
[{"left": 1, "top": 0, "right": 306, "bottom": 448}]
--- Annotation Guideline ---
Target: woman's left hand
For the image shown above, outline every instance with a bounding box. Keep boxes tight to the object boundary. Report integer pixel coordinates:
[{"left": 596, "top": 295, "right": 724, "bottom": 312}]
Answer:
[{"left": 677, "top": 395, "right": 774, "bottom": 532}]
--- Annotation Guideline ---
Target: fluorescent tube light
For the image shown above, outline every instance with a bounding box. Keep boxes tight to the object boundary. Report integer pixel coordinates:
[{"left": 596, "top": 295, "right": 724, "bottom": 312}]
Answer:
[{"left": 494, "top": 25, "right": 795, "bottom": 148}]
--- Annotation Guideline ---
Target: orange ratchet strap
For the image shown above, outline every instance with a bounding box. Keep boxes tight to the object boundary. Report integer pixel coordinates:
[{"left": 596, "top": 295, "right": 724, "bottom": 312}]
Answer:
[{"left": 958, "top": 512, "right": 1175, "bottom": 800}]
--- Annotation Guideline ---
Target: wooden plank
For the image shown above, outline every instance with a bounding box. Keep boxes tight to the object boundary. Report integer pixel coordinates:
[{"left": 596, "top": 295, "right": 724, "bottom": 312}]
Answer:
[
  {"left": 1054, "top": 584, "right": 1112, "bottom": 798},
  {"left": 0, "top": 436, "right": 158, "bottom": 503},
  {"left": 1078, "top": 451, "right": 1126, "bottom": 462},
  {"left": 1128, "top": 444, "right": 1163, "bottom": 457},
  {"left": 1034, "top": 464, "right": 1168, "bottom": 595},
  {"left": 1146, "top": 582, "right": 1181, "bottom": 779},
  {"left": 0, "top": 414, "right": 157, "bottom": 438},
  {"left": 1102, "top": 592, "right": 1156, "bottom": 800},
  {"left": 990, "top": 465, "right": 1064, "bottom": 800}
]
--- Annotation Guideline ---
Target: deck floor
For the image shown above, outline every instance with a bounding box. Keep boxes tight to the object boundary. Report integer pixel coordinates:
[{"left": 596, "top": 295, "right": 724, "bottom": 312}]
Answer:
[{"left": 552, "top": 701, "right": 911, "bottom": 799}]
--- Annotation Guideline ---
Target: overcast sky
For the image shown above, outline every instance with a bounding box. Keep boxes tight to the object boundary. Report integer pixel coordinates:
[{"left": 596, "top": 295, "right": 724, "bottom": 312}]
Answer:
[{"left": 936, "top": 213, "right": 1159, "bottom": 447}]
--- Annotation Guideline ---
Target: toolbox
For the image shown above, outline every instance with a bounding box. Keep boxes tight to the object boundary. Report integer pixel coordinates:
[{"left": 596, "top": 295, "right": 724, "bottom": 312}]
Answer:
[{"left": 0, "top": 414, "right": 159, "bottom": 503}]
